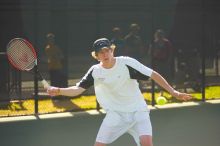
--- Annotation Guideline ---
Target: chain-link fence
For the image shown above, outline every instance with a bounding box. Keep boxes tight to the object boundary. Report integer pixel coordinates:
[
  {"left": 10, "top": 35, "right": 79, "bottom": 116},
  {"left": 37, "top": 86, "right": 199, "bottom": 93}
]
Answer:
[{"left": 1, "top": 0, "right": 220, "bottom": 117}]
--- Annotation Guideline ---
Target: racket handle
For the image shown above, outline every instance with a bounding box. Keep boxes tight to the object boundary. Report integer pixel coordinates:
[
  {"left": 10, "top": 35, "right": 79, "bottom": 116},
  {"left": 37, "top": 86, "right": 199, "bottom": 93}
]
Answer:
[{"left": 41, "top": 79, "right": 50, "bottom": 89}]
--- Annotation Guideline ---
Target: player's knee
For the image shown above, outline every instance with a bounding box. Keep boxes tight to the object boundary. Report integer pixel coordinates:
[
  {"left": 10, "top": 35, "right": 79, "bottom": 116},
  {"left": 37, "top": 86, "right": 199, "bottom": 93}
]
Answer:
[
  {"left": 94, "top": 142, "right": 106, "bottom": 146},
  {"left": 140, "top": 135, "right": 153, "bottom": 146},
  {"left": 141, "top": 141, "right": 153, "bottom": 146}
]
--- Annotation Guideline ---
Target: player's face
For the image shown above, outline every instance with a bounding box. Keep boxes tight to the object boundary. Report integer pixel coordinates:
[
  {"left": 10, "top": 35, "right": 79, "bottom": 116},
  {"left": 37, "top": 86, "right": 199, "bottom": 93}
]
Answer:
[{"left": 96, "top": 47, "right": 114, "bottom": 63}]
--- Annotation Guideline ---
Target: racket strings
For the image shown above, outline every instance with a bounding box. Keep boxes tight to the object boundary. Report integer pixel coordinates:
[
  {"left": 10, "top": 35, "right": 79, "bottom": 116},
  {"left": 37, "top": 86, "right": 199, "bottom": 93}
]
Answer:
[{"left": 7, "top": 39, "right": 37, "bottom": 71}]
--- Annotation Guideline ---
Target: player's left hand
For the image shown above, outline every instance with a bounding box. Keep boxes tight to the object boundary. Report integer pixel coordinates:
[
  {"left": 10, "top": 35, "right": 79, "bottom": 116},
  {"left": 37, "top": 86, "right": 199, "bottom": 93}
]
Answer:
[{"left": 172, "top": 90, "right": 193, "bottom": 101}]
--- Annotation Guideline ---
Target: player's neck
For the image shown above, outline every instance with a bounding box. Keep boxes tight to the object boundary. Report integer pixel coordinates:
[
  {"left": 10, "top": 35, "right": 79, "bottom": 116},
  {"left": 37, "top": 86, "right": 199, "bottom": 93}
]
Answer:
[{"left": 101, "top": 57, "right": 116, "bottom": 69}]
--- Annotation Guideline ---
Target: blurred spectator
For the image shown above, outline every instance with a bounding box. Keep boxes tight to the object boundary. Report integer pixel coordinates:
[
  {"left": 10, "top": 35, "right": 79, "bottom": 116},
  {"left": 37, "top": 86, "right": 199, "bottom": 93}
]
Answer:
[
  {"left": 110, "top": 27, "right": 125, "bottom": 56},
  {"left": 175, "top": 48, "right": 202, "bottom": 92},
  {"left": 45, "top": 33, "right": 67, "bottom": 88},
  {"left": 215, "top": 39, "right": 220, "bottom": 75},
  {"left": 187, "top": 48, "right": 201, "bottom": 82},
  {"left": 124, "top": 23, "right": 144, "bottom": 60},
  {"left": 174, "top": 62, "right": 188, "bottom": 85},
  {"left": 149, "top": 29, "right": 174, "bottom": 82}
]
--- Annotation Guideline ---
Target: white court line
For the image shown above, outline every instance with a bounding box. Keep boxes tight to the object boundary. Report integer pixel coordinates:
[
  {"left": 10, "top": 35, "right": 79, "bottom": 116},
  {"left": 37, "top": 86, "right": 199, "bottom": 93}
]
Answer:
[
  {"left": 0, "top": 115, "right": 37, "bottom": 123},
  {"left": 152, "top": 102, "right": 200, "bottom": 109},
  {"left": 85, "top": 109, "right": 106, "bottom": 115},
  {"left": 0, "top": 109, "right": 106, "bottom": 123},
  {"left": 206, "top": 99, "right": 220, "bottom": 104},
  {"left": 39, "top": 112, "right": 74, "bottom": 119}
]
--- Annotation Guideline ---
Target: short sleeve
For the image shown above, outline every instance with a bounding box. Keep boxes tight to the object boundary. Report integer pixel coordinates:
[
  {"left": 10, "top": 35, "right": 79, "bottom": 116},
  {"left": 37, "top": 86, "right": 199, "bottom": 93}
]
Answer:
[
  {"left": 121, "top": 56, "right": 153, "bottom": 80},
  {"left": 76, "top": 66, "right": 94, "bottom": 89}
]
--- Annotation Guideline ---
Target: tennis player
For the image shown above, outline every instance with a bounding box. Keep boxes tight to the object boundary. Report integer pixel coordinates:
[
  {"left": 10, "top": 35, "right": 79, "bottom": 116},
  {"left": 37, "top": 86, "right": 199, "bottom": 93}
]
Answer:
[{"left": 47, "top": 38, "right": 192, "bottom": 146}]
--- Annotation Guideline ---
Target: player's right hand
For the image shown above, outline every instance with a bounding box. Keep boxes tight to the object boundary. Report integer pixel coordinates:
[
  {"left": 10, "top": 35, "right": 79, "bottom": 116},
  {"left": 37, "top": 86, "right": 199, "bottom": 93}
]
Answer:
[{"left": 47, "top": 86, "right": 60, "bottom": 96}]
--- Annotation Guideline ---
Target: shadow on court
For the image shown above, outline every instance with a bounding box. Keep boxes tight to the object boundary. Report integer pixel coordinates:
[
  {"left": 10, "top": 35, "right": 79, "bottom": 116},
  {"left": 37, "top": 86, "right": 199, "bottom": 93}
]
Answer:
[{"left": 0, "top": 103, "right": 219, "bottom": 146}]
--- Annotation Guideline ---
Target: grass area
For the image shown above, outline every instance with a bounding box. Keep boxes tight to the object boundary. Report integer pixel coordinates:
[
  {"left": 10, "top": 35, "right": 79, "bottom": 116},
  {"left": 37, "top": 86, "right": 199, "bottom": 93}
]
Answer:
[
  {"left": 0, "top": 86, "right": 220, "bottom": 117},
  {"left": 192, "top": 86, "right": 220, "bottom": 100}
]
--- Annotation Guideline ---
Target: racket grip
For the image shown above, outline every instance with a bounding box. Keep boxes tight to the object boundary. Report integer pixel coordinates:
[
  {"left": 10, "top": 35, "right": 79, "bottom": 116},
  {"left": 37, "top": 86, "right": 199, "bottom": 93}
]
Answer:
[{"left": 41, "top": 79, "right": 50, "bottom": 89}]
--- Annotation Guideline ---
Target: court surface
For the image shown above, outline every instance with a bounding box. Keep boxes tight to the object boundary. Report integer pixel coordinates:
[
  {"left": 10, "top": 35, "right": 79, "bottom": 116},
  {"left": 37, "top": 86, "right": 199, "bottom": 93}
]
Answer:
[{"left": 0, "top": 102, "right": 220, "bottom": 146}]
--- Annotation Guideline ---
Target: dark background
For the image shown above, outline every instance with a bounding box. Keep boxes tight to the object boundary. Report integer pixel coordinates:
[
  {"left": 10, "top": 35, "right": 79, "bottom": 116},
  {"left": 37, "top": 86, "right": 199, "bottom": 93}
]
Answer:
[{"left": 0, "top": 0, "right": 219, "bottom": 57}]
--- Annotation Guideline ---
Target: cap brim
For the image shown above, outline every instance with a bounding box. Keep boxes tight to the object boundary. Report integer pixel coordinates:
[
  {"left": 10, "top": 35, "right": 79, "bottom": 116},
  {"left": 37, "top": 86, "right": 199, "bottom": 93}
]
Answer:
[
  {"left": 93, "top": 44, "right": 116, "bottom": 53},
  {"left": 91, "top": 44, "right": 116, "bottom": 59}
]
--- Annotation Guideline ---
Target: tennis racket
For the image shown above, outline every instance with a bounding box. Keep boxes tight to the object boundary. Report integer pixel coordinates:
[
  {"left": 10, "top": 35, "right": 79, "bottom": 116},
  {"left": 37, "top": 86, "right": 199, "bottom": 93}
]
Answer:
[{"left": 6, "top": 38, "right": 50, "bottom": 89}]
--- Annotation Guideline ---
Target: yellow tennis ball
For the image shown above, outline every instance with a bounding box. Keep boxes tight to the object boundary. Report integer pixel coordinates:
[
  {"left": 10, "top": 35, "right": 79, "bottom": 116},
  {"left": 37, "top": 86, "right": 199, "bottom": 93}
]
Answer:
[{"left": 156, "top": 96, "right": 167, "bottom": 105}]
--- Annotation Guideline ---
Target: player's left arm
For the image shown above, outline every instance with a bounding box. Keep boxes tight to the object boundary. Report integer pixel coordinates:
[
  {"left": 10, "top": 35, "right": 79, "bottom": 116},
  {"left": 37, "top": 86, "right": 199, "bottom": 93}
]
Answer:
[{"left": 151, "top": 71, "right": 192, "bottom": 101}]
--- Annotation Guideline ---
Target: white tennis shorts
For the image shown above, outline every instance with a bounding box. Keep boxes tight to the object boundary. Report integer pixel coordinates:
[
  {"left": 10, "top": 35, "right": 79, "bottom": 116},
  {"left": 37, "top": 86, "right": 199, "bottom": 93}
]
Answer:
[{"left": 96, "top": 110, "right": 152, "bottom": 145}]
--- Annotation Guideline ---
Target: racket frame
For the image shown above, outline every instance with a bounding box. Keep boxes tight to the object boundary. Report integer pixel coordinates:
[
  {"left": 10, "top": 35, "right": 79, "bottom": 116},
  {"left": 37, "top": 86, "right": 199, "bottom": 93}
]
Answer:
[{"left": 6, "top": 38, "right": 50, "bottom": 89}]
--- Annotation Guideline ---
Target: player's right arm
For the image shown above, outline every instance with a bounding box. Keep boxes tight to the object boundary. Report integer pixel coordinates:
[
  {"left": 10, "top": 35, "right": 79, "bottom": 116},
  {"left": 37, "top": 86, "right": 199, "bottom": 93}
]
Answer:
[
  {"left": 47, "top": 86, "right": 85, "bottom": 97},
  {"left": 47, "top": 66, "right": 95, "bottom": 97}
]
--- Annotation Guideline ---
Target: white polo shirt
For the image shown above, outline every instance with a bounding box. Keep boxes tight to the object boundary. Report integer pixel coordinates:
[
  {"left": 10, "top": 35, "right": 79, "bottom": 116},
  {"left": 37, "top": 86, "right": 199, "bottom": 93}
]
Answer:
[{"left": 76, "top": 56, "right": 153, "bottom": 112}]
